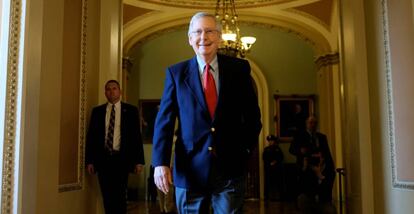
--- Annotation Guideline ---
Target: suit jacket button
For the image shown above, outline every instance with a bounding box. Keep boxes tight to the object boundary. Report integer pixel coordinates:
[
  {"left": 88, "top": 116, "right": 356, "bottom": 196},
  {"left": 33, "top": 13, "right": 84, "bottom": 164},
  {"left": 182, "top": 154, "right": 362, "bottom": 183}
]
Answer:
[
  {"left": 208, "top": 146, "right": 213, "bottom": 151},
  {"left": 211, "top": 127, "right": 215, "bottom": 132}
]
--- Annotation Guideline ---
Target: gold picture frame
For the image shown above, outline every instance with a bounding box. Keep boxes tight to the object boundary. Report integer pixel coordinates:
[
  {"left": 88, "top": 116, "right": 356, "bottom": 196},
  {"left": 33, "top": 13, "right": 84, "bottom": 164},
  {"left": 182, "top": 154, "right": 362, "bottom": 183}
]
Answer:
[{"left": 273, "top": 95, "right": 315, "bottom": 142}]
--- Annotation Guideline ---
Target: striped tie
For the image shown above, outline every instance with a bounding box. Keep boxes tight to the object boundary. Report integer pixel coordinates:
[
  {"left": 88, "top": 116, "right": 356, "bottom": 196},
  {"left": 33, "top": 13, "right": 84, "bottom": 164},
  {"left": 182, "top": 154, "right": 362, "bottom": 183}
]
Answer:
[{"left": 106, "top": 104, "right": 115, "bottom": 153}]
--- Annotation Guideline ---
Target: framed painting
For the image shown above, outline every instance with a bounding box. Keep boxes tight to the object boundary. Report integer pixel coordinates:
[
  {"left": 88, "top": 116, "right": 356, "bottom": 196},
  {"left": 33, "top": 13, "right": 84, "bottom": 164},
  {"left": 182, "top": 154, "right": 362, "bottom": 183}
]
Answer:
[
  {"left": 274, "top": 95, "right": 315, "bottom": 141},
  {"left": 139, "top": 99, "right": 161, "bottom": 144}
]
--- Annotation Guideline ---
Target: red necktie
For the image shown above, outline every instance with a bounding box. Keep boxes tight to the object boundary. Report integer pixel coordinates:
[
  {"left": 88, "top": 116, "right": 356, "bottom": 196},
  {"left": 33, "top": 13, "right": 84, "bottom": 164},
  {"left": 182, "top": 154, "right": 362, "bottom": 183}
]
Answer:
[{"left": 203, "top": 64, "right": 217, "bottom": 118}]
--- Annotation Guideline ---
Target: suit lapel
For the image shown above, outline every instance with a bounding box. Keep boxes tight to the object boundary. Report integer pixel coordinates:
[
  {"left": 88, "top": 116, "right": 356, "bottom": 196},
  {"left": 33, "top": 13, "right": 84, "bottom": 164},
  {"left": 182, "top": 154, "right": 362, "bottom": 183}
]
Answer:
[
  {"left": 184, "top": 57, "right": 209, "bottom": 115},
  {"left": 120, "top": 102, "right": 126, "bottom": 143},
  {"left": 213, "top": 55, "right": 227, "bottom": 121},
  {"left": 99, "top": 104, "right": 107, "bottom": 132}
]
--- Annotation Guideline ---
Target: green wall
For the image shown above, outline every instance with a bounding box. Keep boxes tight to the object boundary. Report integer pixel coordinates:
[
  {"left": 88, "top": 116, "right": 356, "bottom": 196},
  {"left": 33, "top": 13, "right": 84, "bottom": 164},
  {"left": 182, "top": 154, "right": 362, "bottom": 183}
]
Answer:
[
  {"left": 127, "top": 25, "right": 316, "bottom": 114},
  {"left": 127, "top": 29, "right": 194, "bottom": 106}
]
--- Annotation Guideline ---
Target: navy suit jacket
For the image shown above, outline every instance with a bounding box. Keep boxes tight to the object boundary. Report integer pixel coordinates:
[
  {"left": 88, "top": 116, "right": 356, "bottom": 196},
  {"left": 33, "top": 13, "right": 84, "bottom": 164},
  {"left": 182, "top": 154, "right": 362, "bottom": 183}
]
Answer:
[
  {"left": 152, "top": 54, "right": 262, "bottom": 189},
  {"left": 85, "top": 102, "right": 145, "bottom": 172}
]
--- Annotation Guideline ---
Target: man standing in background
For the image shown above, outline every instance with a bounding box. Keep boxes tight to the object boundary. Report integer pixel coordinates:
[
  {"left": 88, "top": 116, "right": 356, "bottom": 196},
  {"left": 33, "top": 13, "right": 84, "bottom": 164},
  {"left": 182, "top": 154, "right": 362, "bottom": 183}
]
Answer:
[{"left": 86, "top": 80, "right": 145, "bottom": 214}]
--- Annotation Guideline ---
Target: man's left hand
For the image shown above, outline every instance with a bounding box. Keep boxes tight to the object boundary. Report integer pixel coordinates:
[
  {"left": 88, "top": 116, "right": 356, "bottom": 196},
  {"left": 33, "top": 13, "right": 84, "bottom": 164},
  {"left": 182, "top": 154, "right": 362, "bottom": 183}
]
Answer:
[{"left": 134, "top": 164, "right": 144, "bottom": 174}]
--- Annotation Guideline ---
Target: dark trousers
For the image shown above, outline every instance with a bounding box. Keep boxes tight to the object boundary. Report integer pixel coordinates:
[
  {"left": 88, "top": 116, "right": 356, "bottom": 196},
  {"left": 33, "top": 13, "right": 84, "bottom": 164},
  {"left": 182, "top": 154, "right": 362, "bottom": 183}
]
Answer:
[
  {"left": 97, "top": 154, "right": 129, "bottom": 214},
  {"left": 175, "top": 162, "right": 246, "bottom": 214}
]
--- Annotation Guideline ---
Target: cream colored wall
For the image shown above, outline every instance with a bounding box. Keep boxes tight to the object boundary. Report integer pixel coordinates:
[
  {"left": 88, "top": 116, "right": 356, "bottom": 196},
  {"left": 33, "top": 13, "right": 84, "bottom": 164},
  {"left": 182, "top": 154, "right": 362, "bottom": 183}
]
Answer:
[
  {"left": 99, "top": 0, "right": 123, "bottom": 90},
  {"left": 19, "top": 0, "right": 112, "bottom": 213},
  {"left": 19, "top": 0, "right": 44, "bottom": 212},
  {"left": 340, "top": 0, "right": 414, "bottom": 214},
  {"left": 363, "top": 1, "right": 389, "bottom": 212},
  {"left": 339, "top": 0, "right": 374, "bottom": 213},
  {"left": 366, "top": 0, "right": 414, "bottom": 214}
]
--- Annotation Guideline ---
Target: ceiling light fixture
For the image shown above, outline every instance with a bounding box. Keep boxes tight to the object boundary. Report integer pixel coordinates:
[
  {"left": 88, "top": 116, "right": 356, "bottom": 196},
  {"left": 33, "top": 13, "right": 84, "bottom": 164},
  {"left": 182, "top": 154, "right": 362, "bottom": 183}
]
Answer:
[{"left": 215, "top": 0, "right": 256, "bottom": 58}]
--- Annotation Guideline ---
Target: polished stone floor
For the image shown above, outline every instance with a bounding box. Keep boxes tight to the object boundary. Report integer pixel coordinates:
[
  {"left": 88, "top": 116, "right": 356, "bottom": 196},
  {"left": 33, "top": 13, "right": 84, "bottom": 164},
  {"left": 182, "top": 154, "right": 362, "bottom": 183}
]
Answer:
[{"left": 127, "top": 200, "right": 298, "bottom": 214}]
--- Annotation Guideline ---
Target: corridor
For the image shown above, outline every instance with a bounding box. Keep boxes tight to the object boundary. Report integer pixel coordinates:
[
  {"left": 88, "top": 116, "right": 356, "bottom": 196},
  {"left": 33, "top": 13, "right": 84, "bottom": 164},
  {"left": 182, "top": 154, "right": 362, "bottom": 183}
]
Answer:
[{"left": 127, "top": 200, "right": 298, "bottom": 214}]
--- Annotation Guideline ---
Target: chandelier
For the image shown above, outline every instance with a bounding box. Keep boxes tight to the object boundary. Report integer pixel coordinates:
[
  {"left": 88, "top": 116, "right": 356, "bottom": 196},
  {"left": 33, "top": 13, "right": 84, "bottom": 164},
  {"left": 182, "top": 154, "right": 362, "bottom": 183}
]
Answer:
[{"left": 215, "top": 0, "right": 256, "bottom": 58}]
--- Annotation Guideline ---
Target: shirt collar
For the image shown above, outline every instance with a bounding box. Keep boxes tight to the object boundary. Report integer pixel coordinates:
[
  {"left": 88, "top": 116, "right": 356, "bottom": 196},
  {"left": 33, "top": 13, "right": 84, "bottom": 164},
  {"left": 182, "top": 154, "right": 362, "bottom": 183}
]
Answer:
[
  {"left": 196, "top": 55, "right": 218, "bottom": 74},
  {"left": 107, "top": 100, "right": 121, "bottom": 109}
]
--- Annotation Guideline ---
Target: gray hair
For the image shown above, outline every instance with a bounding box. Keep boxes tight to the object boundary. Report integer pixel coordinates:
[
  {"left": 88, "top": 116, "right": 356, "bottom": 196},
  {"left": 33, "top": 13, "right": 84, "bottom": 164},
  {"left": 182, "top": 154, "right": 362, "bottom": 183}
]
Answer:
[{"left": 188, "top": 12, "right": 222, "bottom": 36}]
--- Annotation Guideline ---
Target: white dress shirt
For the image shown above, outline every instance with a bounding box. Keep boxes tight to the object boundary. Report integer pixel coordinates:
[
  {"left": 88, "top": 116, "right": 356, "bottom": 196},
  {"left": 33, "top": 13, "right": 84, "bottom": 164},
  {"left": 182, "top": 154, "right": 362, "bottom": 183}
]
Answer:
[{"left": 196, "top": 55, "right": 219, "bottom": 93}]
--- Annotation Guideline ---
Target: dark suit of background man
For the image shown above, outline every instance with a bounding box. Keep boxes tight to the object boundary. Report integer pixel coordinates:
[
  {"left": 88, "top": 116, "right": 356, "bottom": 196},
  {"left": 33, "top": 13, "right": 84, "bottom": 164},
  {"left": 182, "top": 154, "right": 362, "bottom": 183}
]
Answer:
[
  {"left": 289, "top": 116, "right": 333, "bottom": 169},
  {"left": 152, "top": 12, "right": 262, "bottom": 214},
  {"left": 289, "top": 116, "right": 336, "bottom": 214},
  {"left": 86, "top": 80, "right": 145, "bottom": 214}
]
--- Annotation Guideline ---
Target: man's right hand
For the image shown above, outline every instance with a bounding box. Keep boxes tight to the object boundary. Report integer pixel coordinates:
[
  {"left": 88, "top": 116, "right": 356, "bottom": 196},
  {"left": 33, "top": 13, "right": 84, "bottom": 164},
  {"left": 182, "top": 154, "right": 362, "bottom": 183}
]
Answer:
[
  {"left": 154, "top": 166, "right": 172, "bottom": 194},
  {"left": 87, "top": 164, "right": 95, "bottom": 175}
]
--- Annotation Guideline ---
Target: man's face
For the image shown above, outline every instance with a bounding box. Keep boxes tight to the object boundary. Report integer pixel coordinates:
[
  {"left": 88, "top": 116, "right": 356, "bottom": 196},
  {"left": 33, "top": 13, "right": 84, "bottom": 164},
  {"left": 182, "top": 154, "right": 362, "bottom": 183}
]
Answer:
[
  {"left": 306, "top": 118, "right": 317, "bottom": 131},
  {"left": 105, "top": 82, "right": 121, "bottom": 103},
  {"left": 188, "top": 16, "right": 221, "bottom": 60}
]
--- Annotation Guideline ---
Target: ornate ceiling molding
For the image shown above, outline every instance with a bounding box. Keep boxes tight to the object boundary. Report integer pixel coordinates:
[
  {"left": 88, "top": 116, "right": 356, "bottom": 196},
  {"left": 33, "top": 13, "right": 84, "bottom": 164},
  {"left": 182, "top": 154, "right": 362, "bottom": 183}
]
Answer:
[
  {"left": 123, "top": 12, "right": 333, "bottom": 56},
  {"left": 314, "top": 52, "right": 339, "bottom": 70},
  {"left": 127, "top": 20, "right": 320, "bottom": 57},
  {"left": 136, "top": 0, "right": 293, "bottom": 9}
]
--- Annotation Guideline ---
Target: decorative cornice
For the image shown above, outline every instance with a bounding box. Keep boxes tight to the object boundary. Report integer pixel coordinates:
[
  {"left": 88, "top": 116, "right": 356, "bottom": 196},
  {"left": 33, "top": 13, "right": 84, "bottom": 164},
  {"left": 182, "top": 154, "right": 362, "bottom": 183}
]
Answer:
[
  {"left": 137, "top": 0, "right": 293, "bottom": 9},
  {"left": 314, "top": 52, "right": 339, "bottom": 70},
  {"left": 2, "top": 0, "right": 22, "bottom": 212},
  {"left": 58, "top": 0, "right": 88, "bottom": 193}
]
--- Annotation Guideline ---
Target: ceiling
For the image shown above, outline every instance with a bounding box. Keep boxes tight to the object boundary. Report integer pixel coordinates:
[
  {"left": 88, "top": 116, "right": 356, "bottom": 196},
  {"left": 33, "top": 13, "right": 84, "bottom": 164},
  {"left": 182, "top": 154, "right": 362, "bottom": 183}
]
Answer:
[
  {"left": 122, "top": 0, "right": 338, "bottom": 55},
  {"left": 128, "top": 0, "right": 293, "bottom": 8},
  {"left": 124, "top": 0, "right": 334, "bottom": 28}
]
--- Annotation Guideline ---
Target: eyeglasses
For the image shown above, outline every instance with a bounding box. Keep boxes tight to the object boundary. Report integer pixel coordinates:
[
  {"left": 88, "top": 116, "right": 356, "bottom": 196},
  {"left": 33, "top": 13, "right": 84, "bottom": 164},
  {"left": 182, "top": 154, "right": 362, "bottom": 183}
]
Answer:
[{"left": 190, "top": 29, "right": 219, "bottom": 37}]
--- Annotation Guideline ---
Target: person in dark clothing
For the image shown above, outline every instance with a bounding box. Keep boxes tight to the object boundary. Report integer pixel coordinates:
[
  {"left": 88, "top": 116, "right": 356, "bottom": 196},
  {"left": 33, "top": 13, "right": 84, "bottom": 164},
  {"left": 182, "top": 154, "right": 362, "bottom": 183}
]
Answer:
[
  {"left": 85, "top": 80, "right": 145, "bottom": 214},
  {"left": 297, "top": 150, "right": 336, "bottom": 214},
  {"left": 289, "top": 116, "right": 336, "bottom": 214},
  {"left": 263, "top": 135, "right": 284, "bottom": 201},
  {"left": 289, "top": 116, "right": 334, "bottom": 171},
  {"left": 152, "top": 12, "right": 262, "bottom": 213}
]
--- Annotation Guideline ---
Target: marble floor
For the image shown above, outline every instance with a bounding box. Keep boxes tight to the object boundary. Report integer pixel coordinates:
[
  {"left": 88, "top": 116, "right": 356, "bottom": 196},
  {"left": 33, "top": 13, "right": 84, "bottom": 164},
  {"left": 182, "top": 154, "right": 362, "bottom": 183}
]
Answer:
[{"left": 127, "top": 200, "right": 299, "bottom": 214}]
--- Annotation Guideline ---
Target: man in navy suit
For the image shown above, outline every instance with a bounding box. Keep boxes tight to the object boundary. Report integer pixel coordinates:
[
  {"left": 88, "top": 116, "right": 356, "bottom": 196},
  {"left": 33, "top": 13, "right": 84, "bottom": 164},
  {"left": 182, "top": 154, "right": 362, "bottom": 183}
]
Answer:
[
  {"left": 152, "top": 12, "right": 262, "bottom": 213},
  {"left": 86, "top": 80, "right": 145, "bottom": 214}
]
